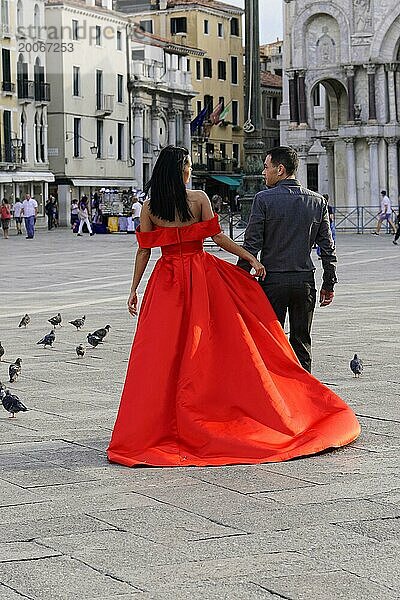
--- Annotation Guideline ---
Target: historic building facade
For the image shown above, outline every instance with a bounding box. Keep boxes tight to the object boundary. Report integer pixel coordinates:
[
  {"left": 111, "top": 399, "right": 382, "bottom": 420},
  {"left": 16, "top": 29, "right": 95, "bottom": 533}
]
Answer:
[{"left": 280, "top": 0, "right": 400, "bottom": 208}]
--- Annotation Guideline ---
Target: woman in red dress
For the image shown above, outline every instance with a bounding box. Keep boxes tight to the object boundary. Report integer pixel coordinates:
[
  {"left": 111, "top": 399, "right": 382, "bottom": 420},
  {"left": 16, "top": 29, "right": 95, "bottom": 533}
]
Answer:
[{"left": 107, "top": 146, "right": 360, "bottom": 467}]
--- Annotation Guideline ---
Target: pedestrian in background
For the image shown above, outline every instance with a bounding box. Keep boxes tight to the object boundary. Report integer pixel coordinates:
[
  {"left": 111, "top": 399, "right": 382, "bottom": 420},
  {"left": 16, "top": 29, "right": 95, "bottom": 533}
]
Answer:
[
  {"left": 393, "top": 208, "right": 400, "bottom": 245},
  {"left": 372, "top": 191, "right": 396, "bottom": 235},
  {"left": 21, "top": 193, "right": 38, "bottom": 239},
  {"left": 70, "top": 199, "right": 79, "bottom": 229},
  {"left": 0, "top": 198, "right": 12, "bottom": 239},
  {"left": 77, "top": 196, "right": 94, "bottom": 237},
  {"left": 13, "top": 197, "right": 23, "bottom": 235},
  {"left": 131, "top": 196, "right": 142, "bottom": 232},
  {"left": 45, "top": 197, "right": 54, "bottom": 230}
]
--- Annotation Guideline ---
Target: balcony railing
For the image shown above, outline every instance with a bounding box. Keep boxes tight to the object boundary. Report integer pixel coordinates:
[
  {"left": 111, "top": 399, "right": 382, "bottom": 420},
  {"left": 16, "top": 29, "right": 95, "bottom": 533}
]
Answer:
[
  {"left": 0, "top": 145, "right": 23, "bottom": 165},
  {"left": 17, "top": 79, "right": 35, "bottom": 101},
  {"left": 34, "top": 81, "right": 50, "bottom": 102},
  {"left": 2, "top": 81, "right": 15, "bottom": 93},
  {"left": 96, "top": 93, "right": 114, "bottom": 115}
]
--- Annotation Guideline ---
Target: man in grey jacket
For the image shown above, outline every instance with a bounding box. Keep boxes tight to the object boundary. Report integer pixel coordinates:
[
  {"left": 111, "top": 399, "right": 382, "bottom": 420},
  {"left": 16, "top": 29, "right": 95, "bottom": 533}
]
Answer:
[{"left": 237, "top": 146, "right": 337, "bottom": 372}]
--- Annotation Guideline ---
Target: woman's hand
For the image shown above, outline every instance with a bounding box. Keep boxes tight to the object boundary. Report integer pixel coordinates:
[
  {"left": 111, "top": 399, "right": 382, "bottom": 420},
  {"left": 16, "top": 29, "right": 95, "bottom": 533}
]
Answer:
[
  {"left": 127, "top": 291, "right": 138, "bottom": 316},
  {"left": 248, "top": 256, "right": 266, "bottom": 280}
]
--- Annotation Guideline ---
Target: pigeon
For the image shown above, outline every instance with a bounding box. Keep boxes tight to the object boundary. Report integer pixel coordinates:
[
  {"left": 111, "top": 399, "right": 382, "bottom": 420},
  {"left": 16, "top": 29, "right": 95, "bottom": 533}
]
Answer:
[
  {"left": 1, "top": 388, "right": 28, "bottom": 418},
  {"left": 18, "top": 314, "right": 31, "bottom": 328},
  {"left": 69, "top": 316, "right": 86, "bottom": 330},
  {"left": 9, "top": 358, "right": 22, "bottom": 383},
  {"left": 92, "top": 325, "right": 111, "bottom": 340},
  {"left": 0, "top": 342, "right": 4, "bottom": 361},
  {"left": 87, "top": 333, "right": 102, "bottom": 348},
  {"left": 76, "top": 344, "right": 85, "bottom": 358},
  {"left": 48, "top": 313, "right": 62, "bottom": 327},
  {"left": 37, "top": 329, "right": 56, "bottom": 348},
  {"left": 350, "top": 354, "right": 363, "bottom": 377}
]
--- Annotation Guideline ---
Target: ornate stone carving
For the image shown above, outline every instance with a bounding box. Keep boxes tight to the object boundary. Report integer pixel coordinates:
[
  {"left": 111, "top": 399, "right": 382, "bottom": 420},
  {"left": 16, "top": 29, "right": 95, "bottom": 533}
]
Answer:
[
  {"left": 316, "top": 29, "right": 336, "bottom": 65},
  {"left": 354, "top": 104, "right": 362, "bottom": 122},
  {"left": 133, "top": 103, "right": 145, "bottom": 115},
  {"left": 353, "top": 0, "right": 372, "bottom": 34}
]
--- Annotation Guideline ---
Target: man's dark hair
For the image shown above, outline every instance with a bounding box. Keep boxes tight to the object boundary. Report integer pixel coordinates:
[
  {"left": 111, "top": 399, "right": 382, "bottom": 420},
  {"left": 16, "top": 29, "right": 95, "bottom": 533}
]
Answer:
[
  {"left": 266, "top": 146, "right": 299, "bottom": 176},
  {"left": 381, "top": 190, "right": 386, "bottom": 195}
]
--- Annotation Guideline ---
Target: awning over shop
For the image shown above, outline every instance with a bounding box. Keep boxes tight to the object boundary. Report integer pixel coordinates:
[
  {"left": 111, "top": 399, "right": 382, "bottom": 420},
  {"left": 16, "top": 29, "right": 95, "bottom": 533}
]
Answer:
[
  {"left": 0, "top": 171, "right": 55, "bottom": 183},
  {"left": 70, "top": 179, "right": 134, "bottom": 187},
  {"left": 11, "top": 171, "right": 55, "bottom": 182},
  {"left": 209, "top": 175, "right": 242, "bottom": 188}
]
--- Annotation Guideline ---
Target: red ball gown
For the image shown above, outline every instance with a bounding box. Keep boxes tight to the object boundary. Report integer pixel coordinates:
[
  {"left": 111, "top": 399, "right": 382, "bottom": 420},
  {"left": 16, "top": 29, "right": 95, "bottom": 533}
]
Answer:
[{"left": 107, "top": 215, "right": 360, "bottom": 467}]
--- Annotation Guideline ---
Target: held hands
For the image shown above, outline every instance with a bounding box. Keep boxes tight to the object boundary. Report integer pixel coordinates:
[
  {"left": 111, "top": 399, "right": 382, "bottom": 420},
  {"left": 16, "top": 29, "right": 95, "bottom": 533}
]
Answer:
[
  {"left": 127, "top": 291, "right": 138, "bottom": 316},
  {"left": 319, "top": 289, "right": 334, "bottom": 307},
  {"left": 248, "top": 257, "right": 266, "bottom": 281}
]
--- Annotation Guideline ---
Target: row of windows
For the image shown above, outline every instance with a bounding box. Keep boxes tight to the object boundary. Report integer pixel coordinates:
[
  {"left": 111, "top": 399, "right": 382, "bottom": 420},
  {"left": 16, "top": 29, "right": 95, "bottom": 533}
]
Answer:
[
  {"left": 170, "top": 16, "right": 240, "bottom": 37},
  {"left": 198, "top": 56, "right": 238, "bottom": 83},
  {"left": 0, "top": 108, "right": 45, "bottom": 164},
  {"left": 73, "top": 118, "right": 125, "bottom": 160},
  {"left": 72, "top": 67, "right": 124, "bottom": 103},
  {"left": 71, "top": 19, "right": 123, "bottom": 50}
]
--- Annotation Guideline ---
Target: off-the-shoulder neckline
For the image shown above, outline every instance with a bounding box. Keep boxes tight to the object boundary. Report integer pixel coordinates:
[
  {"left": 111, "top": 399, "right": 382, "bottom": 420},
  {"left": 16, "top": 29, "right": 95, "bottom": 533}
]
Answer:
[{"left": 150, "top": 214, "right": 218, "bottom": 232}]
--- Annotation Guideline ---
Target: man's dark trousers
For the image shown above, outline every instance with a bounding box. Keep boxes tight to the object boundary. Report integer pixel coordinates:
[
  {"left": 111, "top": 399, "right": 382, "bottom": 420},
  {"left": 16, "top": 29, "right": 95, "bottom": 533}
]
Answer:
[{"left": 261, "top": 272, "right": 316, "bottom": 372}]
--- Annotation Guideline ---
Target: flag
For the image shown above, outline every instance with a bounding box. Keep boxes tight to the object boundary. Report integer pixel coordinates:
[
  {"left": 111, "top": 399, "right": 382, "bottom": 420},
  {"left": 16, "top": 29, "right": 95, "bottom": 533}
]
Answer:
[
  {"left": 210, "top": 102, "right": 223, "bottom": 125},
  {"left": 190, "top": 106, "right": 208, "bottom": 134},
  {"left": 219, "top": 101, "right": 232, "bottom": 121}
]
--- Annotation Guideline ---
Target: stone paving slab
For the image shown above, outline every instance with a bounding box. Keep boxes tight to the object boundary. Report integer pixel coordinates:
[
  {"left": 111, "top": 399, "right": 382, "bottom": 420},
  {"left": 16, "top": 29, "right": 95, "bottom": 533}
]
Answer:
[{"left": 0, "top": 229, "right": 399, "bottom": 599}]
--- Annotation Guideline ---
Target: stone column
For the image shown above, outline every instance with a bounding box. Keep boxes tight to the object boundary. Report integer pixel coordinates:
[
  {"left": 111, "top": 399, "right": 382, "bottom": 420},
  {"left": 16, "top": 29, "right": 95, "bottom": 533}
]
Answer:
[
  {"left": 167, "top": 108, "right": 177, "bottom": 146},
  {"left": 367, "top": 137, "right": 380, "bottom": 206},
  {"left": 287, "top": 70, "right": 299, "bottom": 125},
  {"left": 387, "top": 64, "right": 398, "bottom": 123},
  {"left": 387, "top": 137, "right": 399, "bottom": 204},
  {"left": 183, "top": 108, "right": 192, "bottom": 152},
  {"left": 344, "top": 137, "right": 357, "bottom": 205},
  {"left": 133, "top": 103, "right": 145, "bottom": 189},
  {"left": 365, "top": 63, "right": 377, "bottom": 121},
  {"left": 297, "top": 70, "right": 307, "bottom": 126},
  {"left": 321, "top": 139, "right": 335, "bottom": 200},
  {"left": 345, "top": 66, "right": 355, "bottom": 122},
  {"left": 58, "top": 183, "right": 72, "bottom": 227},
  {"left": 296, "top": 144, "right": 309, "bottom": 186}
]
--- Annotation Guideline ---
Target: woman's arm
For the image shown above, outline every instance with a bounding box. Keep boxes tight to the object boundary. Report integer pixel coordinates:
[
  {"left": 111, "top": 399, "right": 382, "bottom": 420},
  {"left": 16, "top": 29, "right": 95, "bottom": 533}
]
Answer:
[
  {"left": 199, "top": 191, "right": 266, "bottom": 279},
  {"left": 127, "top": 201, "right": 153, "bottom": 316}
]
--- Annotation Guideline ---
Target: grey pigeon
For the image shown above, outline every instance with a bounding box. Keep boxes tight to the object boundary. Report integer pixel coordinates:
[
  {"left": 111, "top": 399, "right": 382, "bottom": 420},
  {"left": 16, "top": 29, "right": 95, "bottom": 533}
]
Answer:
[
  {"left": 87, "top": 333, "right": 102, "bottom": 348},
  {"left": 1, "top": 388, "right": 28, "bottom": 418},
  {"left": 18, "top": 314, "right": 31, "bottom": 328},
  {"left": 92, "top": 325, "right": 111, "bottom": 340},
  {"left": 69, "top": 316, "right": 86, "bottom": 330},
  {"left": 9, "top": 358, "right": 22, "bottom": 383},
  {"left": 0, "top": 342, "right": 4, "bottom": 361},
  {"left": 48, "top": 313, "right": 62, "bottom": 327},
  {"left": 76, "top": 344, "right": 85, "bottom": 358},
  {"left": 37, "top": 329, "right": 56, "bottom": 348},
  {"left": 350, "top": 354, "right": 363, "bottom": 377}
]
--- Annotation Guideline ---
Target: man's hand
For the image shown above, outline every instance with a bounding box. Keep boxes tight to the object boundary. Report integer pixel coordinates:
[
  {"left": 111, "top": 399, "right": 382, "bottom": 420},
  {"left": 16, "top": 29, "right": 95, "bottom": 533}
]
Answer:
[
  {"left": 127, "top": 291, "right": 138, "bottom": 316},
  {"left": 319, "top": 289, "right": 334, "bottom": 307}
]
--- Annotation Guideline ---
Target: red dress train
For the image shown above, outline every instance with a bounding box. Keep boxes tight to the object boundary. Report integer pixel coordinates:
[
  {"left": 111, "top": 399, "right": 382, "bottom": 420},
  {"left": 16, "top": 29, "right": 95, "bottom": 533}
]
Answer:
[{"left": 107, "top": 215, "right": 360, "bottom": 467}]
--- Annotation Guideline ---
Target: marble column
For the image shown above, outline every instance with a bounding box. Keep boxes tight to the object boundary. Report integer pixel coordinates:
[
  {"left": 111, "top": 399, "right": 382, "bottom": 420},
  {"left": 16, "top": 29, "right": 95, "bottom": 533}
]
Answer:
[
  {"left": 321, "top": 140, "right": 335, "bottom": 201},
  {"left": 183, "top": 108, "right": 192, "bottom": 152},
  {"left": 133, "top": 103, "right": 145, "bottom": 189},
  {"left": 150, "top": 104, "right": 160, "bottom": 157},
  {"left": 297, "top": 70, "right": 307, "bottom": 126},
  {"left": 296, "top": 144, "right": 309, "bottom": 186},
  {"left": 345, "top": 66, "right": 355, "bottom": 122},
  {"left": 387, "top": 137, "right": 399, "bottom": 204},
  {"left": 167, "top": 108, "right": 177, "bottom": 146},
  {"left": 287, "top": 70, "right": 299, "bottom": 125},
  {"left": 367, "top": 137, "right": 380, "bottom": 206},
  {"left": 366, "top": 63, "right": 377, "bottom": 121},
  {"left": 344, "top": 137, "right": 357, "bottom": 205},
  {"left": 387, "top": 64, "right": 398, "bottom": 123}
]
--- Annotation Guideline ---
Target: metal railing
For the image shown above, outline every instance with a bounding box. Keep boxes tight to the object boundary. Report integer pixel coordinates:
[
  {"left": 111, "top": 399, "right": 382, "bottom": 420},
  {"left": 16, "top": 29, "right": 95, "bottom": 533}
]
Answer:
[
  {"left": 34, "top": 81, "right": 50, "bottom": 102},
  {"left": 205, "top": 206, "right": 397, "bottom": 245},
  {"left": 0, "top": 145, "right": 23, "bottom": 165},
  {"left": 17, "top": 79, "right": 35, "bottom": 100},
  {"left": 96, "top": 93, "right": 114, "bottom": 114},
  {"left": 2, "top": 81, "right": 15, "bottom": 93}
]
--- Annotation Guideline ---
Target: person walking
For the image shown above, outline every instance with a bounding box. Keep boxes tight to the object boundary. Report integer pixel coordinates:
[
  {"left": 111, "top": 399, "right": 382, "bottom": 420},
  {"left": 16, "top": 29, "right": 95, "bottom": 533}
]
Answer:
[
  {"left": 107, "top": 145, "right": 360, "bottom": 468},
  {"left": 131, "top": 196, "right": 142, "bottom": 232},
  {"left": 237, "top": 146, "right": 337, "bottom": 373},
  {"left": 317, "top": 193, "right": 336, "bottom": 258},
  {"left": 45, "top": 197, "right": 54, "bottom": 230},
  {"left": 77, "top": 196, "right": 94, "bottom": 236},
  {"left": 13, "top": 197, "right": 23, "bottom": 235},
  {"left": 393, "top": 207, "right": 400, "bottom": 245},
  {"left": 0, "top": 198, "right": 12, "bottom": 239},
  {"left": 70, "top": 199, "right": 79, "bottom": 229},
  {"left": 21, "top": 193, "right": 38, "bottom": 239},
  {"left": 372, "top": 191, "right": 396, "bottom": 235}
]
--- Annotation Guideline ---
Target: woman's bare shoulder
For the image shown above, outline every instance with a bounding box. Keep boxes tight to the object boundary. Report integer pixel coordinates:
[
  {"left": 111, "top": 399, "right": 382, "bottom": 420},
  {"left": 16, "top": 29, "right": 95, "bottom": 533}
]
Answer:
[{"left": 187, "top": 189, "right": 209, "bottom": 201}]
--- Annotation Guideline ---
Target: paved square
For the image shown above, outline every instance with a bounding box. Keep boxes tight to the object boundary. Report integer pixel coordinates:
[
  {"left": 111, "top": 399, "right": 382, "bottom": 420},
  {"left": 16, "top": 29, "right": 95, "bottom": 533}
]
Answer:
[{"left": 0, "top": 227, "right": 399, "bottom": 599}]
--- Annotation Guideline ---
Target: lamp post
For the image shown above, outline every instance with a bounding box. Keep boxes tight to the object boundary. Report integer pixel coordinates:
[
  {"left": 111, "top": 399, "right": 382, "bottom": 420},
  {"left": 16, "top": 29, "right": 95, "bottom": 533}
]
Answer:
[
  {"left": 239, "top": 0, "right": 265, "bottom": 223},
  {"left": 11, "top": 137, "right": 23, "bottom": 164}
]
